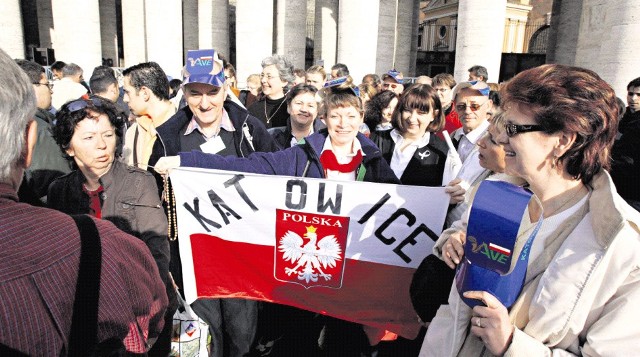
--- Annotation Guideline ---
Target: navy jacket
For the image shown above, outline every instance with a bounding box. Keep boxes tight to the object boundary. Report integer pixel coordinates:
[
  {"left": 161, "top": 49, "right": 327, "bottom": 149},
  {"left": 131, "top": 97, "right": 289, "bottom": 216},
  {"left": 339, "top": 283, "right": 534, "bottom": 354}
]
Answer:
[
  {"left": 179, "top": 129, "right": 400, "bottom": 184},
  {"left": 270, "top": 118, "right": 327, "bottom": 150},
  {"left": 149, "top": 100, "right": 279, "bottom": 166}
]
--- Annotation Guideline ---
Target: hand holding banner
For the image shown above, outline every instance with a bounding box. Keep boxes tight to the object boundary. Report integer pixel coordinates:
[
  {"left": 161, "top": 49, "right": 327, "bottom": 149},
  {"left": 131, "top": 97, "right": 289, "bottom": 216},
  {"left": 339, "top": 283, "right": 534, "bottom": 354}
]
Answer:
[{"left": 170, "top": 167, "right": 450, "bottom": 338}]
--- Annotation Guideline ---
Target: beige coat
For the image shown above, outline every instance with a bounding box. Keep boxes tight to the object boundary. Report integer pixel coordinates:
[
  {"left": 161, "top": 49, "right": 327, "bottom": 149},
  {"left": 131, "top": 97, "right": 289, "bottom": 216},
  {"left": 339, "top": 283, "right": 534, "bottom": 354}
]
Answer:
[{"left": 421, "top": 170, "right": 640, "bottom": 356}]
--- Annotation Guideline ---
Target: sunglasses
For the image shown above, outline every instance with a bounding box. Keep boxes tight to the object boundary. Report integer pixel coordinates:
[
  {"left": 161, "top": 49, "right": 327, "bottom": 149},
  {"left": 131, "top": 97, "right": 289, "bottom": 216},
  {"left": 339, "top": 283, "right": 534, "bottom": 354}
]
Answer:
[
  {"left": 67, "top": 97, "right": 103, "bottom": 113},
  {"left": 33, "top": 82, "right": 54, "bottom": 90},
  {"left": 383, "top": 83, "right": 400, "bottom": 90},
  {"left": 505, "top": 123, "right": 545, "bottom": 137},
  {"left": 455, "top": 101, "right": 487, "bottom": 112}
]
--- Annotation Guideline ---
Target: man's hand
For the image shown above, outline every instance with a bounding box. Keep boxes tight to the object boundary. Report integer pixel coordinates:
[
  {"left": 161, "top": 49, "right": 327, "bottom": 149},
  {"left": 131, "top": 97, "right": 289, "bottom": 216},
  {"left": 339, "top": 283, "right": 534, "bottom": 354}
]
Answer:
[{"left": 153, "top": 156, "right": 181, "bottom": 175}]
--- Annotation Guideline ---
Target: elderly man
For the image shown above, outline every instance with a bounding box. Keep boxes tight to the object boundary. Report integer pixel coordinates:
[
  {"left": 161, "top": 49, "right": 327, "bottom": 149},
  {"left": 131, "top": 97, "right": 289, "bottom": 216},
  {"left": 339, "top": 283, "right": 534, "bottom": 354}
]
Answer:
[
  {"left": 446, "top": 80, "right": 493, "bottom": 226},
  {"left": 0, "top": 48, "right": 167, "bottom": 355},
  {"left": 15, "top": 59, "right": 71, "bottom": 204},
  {"left": 148, "top": 49, "right": 278, "bottom": 357},
  {"left": 51, "top": 62, "right": 87, "bottom": 110},
  {"left": 381, "top": 69, "right": 405, "bottom": 95}
]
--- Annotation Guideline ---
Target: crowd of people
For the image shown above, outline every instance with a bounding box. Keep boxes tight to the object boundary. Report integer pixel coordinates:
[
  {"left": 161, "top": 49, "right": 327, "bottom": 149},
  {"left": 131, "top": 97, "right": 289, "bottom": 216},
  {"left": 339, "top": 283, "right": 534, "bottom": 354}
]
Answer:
[{"left": 1, "top": 44, "right": 639, "bottom": 357}]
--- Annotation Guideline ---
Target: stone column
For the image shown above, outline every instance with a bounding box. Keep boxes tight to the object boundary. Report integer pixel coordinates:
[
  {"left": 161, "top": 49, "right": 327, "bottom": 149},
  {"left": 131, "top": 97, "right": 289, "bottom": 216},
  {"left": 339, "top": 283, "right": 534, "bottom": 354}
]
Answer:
[
  {"left": 51, "top": 0, "right": 102, "bottom": 74},
  {"left": 337, "top": 0, "right": 379, "bottom": 84},
  {"left": 448, "top": 18, "right": 457, "bottom": 50},
  {"left": 575, "top": 0, "right": 640, "bottom": 102},
  {"left": 121, "top": 0, "right": 147, "bottom": 68},
  {"left": 396, "top": 0, "right": 417, "bottom": 76},
  {"left": 276, "top": 0, "right": 307, "bottom": 69},
  {"left": 408, "top": 0, "right": 419, "bottom": 76},
  {"left": 375, "top": 0, "right": 395, "bottom": 74},
  {"left": 236, "top": 0, "right": 273, "bottom": 88},
  {"left": 145, "top": 0, "right": 183, "bottom": 79},
  {"left": 99, "top": 0, "right": 118, "bottom": 66},
  {"left": 546, "top": 0, "right": 583, "bottom": 65},
  {"left": 454, "top": 0, "right": 507, "bottom": 83},
  {"left": 313, "top": 0, "right": 338, "bottom": 69},
  {"left": 183, "top": 0, "right": 198, "bottom": 60},
  {"left": 36, "top": 0, "right": 54, "bottom": 49},
  {"left": 199, "top": 0, "right": 230, "bottom": 58},
  {"left": 0, "top": 0, "right": 25, "bottom": 59}
]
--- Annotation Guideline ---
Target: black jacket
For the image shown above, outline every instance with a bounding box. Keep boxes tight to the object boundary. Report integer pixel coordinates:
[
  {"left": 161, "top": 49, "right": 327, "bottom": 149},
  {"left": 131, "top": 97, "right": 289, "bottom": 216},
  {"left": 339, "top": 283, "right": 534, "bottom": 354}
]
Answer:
[
  {"left": 21, "top": 109, "right": 71, "bottom": 204},
  {"left": 370, "top": 129, "right": 449, "bottom": 187},
  {"left": 611, "top": 109, "right": 640, "bottom": 210},
  {"left": 270, "top": 118, "right": 327, "bottom": 150}
]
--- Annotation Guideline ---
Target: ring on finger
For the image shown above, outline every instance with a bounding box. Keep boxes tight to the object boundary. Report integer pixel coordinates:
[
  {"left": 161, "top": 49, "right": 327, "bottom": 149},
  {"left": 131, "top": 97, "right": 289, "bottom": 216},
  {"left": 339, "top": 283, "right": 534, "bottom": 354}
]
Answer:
[{"left": 476, "top": 317, "right": 482, "bottom": 328}]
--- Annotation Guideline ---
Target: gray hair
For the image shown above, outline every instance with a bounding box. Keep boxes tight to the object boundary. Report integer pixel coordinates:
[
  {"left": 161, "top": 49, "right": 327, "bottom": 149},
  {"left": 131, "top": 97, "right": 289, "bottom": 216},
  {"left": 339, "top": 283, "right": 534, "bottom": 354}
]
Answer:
[
  {"left": 261, "top": 55, "right": 295, "bottom": 85},
  {"left": 0, "top": 49, "right": 37, "bottom": 182},
  {"left": 62, "top": 63, "right": 83, "bottom": 77}
]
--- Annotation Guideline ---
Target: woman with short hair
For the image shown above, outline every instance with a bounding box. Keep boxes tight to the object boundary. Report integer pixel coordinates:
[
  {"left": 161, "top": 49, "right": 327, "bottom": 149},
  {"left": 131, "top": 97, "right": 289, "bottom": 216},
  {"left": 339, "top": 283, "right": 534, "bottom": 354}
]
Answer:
[
  {"left": 248, "top": 55, "right": 295, "bottom": 128},
  {"left": 422, "top": 64, "right": 640, "bottom": 356}
]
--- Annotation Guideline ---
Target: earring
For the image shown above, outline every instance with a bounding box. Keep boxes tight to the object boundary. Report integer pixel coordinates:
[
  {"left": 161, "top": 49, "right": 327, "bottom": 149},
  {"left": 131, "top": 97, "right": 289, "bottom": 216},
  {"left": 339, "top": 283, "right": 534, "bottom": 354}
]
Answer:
[{"left": 551, "top": 154, "right": 559, "bottom": 168}]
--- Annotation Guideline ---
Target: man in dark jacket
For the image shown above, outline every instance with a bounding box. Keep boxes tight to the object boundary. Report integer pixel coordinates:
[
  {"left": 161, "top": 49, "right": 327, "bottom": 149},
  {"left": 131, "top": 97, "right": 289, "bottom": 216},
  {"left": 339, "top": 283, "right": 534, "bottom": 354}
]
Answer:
[
  {"left": 611, "top": 77, "right": 640, "bottom": 211},
  {"left": 148, "top": 49, "right": 279, "bottom": 357},
  {"left": 15, "top": 59, "right": 71, "bottom": 205}
]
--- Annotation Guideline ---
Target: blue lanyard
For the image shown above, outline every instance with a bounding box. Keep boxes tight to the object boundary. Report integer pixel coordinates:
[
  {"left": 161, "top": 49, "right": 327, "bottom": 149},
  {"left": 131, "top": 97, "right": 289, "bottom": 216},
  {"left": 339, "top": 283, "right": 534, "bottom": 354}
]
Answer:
[{"left": 456, "top": 180, "right": 542, "bottom": 309}]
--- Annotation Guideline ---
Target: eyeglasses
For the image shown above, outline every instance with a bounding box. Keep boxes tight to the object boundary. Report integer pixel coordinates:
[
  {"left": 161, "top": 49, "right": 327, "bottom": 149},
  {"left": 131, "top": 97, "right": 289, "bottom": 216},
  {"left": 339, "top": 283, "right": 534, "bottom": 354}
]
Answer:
[
  {"left": 33, "top": 82, "right": 54, "bottom": 90},
  {"left": 66, "top": 97, "right": 103, "bottom": 113},
  {"left": 383, "top": 83, "right": 400, "bottom": 90},
  {"left": 434, "top": 87, "right": 450, "bottom": 93},
  {"left": 504, "top": 123, "right": 545, "bottom": 137},
  {"left": 455, "top": 101, "right": 487, "bottom": 112}
]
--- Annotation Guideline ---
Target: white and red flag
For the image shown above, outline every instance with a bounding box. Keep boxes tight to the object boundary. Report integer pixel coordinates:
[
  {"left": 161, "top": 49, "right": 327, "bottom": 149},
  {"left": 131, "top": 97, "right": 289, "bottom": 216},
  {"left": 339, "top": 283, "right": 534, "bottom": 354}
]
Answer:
[{"left": 170, "top": 168, "right": 449, "bottom": 339}]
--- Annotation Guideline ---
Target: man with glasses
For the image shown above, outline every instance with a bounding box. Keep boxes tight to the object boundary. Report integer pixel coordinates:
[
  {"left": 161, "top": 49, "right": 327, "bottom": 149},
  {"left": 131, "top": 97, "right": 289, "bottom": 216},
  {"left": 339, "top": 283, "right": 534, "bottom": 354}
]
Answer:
[
  {"left": 445, "top": 80, "right": 493, "bottom": 226},
  {"left": 14, "top": 59, "right": 70, "bottom": 204},
  {"left": 148, "top": 49, "right": 278, "bottom": 357},
  {"left": 381, "top": 69, "right": 405, "bottom": 95}
]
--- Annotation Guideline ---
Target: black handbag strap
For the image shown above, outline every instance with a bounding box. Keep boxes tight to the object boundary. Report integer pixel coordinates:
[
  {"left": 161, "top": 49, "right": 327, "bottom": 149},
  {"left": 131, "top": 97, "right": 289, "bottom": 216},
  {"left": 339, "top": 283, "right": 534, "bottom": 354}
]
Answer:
[{"left": 68, "top": 214, "right": 102, "bottom": 356}]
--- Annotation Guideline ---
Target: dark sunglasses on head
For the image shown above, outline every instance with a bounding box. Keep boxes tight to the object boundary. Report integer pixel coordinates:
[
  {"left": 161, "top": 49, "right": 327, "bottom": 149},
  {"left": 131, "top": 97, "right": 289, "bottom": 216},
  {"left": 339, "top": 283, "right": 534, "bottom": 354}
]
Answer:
[
  {"left": 505, "top": 123, "right": 545, "bottom": 137},
  {"left": 67, "top": 97, "right": 103, "bottom": 113},
  {"left": 455, "top": 101, "right": 486, "bottom": 112}
]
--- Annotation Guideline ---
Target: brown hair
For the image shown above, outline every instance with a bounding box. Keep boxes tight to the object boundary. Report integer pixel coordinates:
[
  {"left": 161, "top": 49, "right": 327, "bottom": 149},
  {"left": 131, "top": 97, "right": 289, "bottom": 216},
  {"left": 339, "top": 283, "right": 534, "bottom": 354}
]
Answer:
[
  {"left": 393, "top": 84, "right": 445, "bottom": 133},
  {"left": 432, "top": 73, "right": 456, "bottom": 89},
  {"left": 500, "top": 64, "right": 618, "bottom": 184}
]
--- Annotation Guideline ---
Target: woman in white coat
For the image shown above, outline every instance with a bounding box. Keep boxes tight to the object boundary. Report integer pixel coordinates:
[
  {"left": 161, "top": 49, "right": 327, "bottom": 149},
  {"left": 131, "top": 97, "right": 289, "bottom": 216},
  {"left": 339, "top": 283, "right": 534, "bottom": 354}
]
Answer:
[{"left": 422, "top": 64, "right": 640, "bottom": 356}]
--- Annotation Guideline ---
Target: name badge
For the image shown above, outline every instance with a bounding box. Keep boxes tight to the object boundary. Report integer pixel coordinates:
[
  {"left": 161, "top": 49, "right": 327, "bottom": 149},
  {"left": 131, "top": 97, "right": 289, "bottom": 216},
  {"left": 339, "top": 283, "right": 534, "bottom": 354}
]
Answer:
[{"left": 200, "top": 135, "right": 226, "bottom": 154}]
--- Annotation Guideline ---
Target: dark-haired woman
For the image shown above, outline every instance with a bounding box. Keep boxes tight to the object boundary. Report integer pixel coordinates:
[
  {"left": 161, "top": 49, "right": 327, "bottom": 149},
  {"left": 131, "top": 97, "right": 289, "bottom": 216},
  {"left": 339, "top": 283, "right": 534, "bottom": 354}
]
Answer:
[
  {"left": 370, "top": 84, "right": 449, "bottom": 188},
  {"left": 364, "top": 90, "right": 398, "bottom": 152},
  {"left": 422, "top": 64, "right": 640, "bottom": 356},
  {"left": 47, "top": 96, "right": 174, "bottom": 355}
]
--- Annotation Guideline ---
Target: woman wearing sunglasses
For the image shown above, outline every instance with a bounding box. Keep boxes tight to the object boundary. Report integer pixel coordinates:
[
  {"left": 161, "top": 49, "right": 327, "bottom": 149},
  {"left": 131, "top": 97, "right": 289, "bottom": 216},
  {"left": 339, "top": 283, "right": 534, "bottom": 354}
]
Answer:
[
  {"left": 47, "top": 96, "right": 174, "bottom": 354},
  {"left": 421, "top": 65, "right": 640, "bottom": 356}
]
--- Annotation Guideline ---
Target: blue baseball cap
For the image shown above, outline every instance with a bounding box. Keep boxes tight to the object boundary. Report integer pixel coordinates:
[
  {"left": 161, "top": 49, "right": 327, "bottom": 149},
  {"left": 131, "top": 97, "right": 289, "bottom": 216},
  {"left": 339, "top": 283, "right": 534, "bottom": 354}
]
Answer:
[{"left": 182, "top": 49, "right": 225, "bottom": 87}]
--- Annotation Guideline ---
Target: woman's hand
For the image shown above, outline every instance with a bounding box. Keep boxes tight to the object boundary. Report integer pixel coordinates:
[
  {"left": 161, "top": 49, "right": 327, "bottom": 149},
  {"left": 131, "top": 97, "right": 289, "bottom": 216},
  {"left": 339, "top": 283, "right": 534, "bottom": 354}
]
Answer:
[
  {"left": 153, "top": 156, "right": 181, "bottom": 175},
  {"left": 443, "top": 230, "right": 466, "bottom": 268},
  {"left": 445, "top": 178, "right": 467, "bottom": 204},
  {"left": 465, "top": 291, "right": 514, "bottom": 356}
]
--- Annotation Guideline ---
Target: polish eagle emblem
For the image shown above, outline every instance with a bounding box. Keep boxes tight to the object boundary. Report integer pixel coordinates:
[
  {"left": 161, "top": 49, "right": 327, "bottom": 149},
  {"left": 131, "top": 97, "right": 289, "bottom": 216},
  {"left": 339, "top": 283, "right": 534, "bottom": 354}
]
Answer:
[{"left": 278, "top": 225, "right": 342, "bottom": 283}]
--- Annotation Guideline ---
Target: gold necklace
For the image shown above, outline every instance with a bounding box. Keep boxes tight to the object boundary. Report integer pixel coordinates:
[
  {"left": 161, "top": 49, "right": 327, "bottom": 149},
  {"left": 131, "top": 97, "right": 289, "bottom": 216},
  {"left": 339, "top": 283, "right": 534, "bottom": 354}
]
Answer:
[{"left": 264, "top": 96, "right": 287, "bottom": 124}]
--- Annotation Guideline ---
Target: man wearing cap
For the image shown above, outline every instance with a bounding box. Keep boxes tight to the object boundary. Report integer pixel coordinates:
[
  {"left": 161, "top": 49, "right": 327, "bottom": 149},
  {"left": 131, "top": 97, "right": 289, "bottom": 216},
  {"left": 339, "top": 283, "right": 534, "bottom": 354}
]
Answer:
[
  {"left": 148, "top": 49, "right": 279, "bottom": 357},
  {"left": 381, "top": 70, "right": 404, "bottom": 95},
  {"left": 446, "top": 80, "right": 493, "bottom": 226},
  {"left": 122, "top": 62, "right": 176, "bottom": 169}
]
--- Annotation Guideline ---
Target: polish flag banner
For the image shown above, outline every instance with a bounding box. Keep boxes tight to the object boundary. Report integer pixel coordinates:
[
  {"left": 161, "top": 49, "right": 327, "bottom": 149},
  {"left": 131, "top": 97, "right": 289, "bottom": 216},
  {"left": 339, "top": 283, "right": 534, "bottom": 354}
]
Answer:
[{"left": 170, "top": 168, "right": 450, "bottom": 339}]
